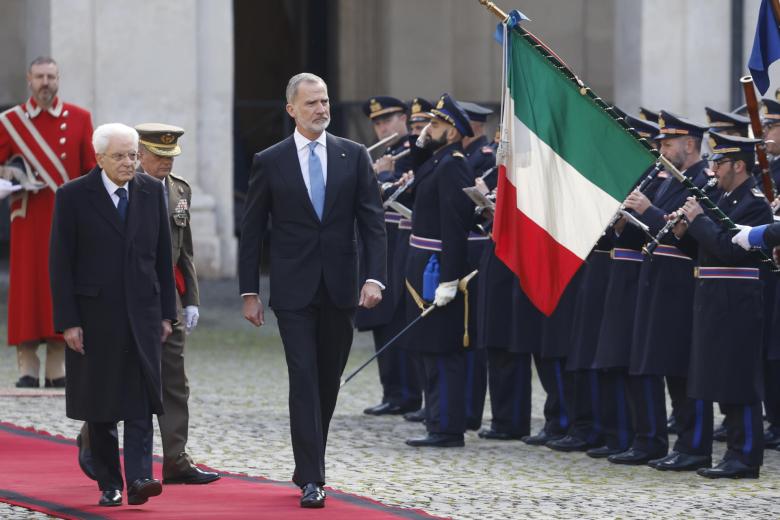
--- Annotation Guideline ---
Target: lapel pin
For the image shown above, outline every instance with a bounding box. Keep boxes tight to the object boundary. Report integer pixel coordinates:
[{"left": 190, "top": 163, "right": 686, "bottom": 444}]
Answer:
[{"left": 341, "top": 153, "right": 346, "bottom": 158}]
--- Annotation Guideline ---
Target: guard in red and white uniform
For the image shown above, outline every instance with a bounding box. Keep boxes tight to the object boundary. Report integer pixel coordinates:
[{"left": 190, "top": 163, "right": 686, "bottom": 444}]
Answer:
[{"left": 0, "top": 56, "right": 96, "bottom": 388}]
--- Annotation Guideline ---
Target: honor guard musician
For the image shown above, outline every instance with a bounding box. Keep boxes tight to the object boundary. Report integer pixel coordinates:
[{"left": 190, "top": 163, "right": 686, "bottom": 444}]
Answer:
[
  {"left": 404, "top": 93, "right": 476, "bottom": 447},
  {"left": 761, "top": 99, "right": 780, "bottom": 188},
  {"left": 407, "top": 97, "right": 434, "bottom": 136},
  {"left": 76, "top": 124, "right": 219, "bottom": 486},
  {"left": 0, "top": 56, "right": 96, "bottom": 388},
  {"left": 358, "top": 96, "right": 422, "bottom": 416},
  {"left": 610, "top": 111, "right": 710, "bottom": 465},
  {"left": 652, "top": 133, "right": 772, "bottom": 478},
  {"left": 638, "top": 107, "right": 660, "bottom": 125},
  {"left": 458, "top": 101, "right": 495, "bottom": 176},
  {"left": 704, "top": 107, "right": 750, "bottom": 137},
  {"left": 586, "top": 115, "right": 661, "bottom": 458}
]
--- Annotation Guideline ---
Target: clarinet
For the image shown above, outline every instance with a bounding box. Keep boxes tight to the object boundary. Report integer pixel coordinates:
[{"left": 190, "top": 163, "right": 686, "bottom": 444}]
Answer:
[
  {"left": 606, "top": 161, "right": 663, "bottom": 229},
  {"left": 642, "top": 176, "right": 718, "bottom": 256}
]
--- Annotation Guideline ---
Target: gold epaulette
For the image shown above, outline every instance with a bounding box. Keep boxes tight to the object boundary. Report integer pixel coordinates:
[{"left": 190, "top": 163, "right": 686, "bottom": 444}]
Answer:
[
  {"left": 169, "top": 173, "right": 191, "bottom": 187},
  {"left": 751, "top": 187, "right": 766, "bottom": 198},
  {"left": 452, "top": 151, "right": 465, "bottom": 159}
]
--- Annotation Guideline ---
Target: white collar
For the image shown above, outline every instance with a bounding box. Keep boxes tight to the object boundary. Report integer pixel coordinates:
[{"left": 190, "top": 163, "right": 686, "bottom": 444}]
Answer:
[
  {"left": 101, "top": 170, "right": 129, "bottom": 194},
  {"left": 293, "top": 128, "right": 327, "bottom": 151},
  {"left": 24, "top": 97, "right": 64, "bottom": 119}
]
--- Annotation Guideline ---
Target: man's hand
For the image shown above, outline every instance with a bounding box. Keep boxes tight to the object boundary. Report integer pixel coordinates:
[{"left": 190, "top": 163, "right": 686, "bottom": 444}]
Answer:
[
  {"left": 243, "top": 294, "right": 265, "bottom": 327},
  {"left": 63, "top": 326, "right": 84, "bottom": 355},
  {"left": 623, "top": 190, "right": 651, "bottom": 215},
  {"left": 680, "top": 196, "right": 703, "bottom": 223},
  {"left": 433, "top": 280, "right": 459, "bottom": 307},
  {"left": 184, "top": 305, "right": 199, "bottom": 334},
  {"left": 161, "top": 320, "right": 173, "bottom": 343},
  {"left": 731, "top": 224, "right": 753, "bottom": 250},
  {"left": 373, "top": 155, "right": 393, "bottom": 174},
  {"left": 359, "top": 282, "right": 383, "bottom": 309},
  {"left": 394, "top": 170, "right": 413, "bottom": 188}
]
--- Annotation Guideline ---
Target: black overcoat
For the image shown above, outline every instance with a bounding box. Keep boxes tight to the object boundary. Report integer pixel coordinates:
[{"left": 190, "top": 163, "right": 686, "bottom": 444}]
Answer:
[{"left": 50, "top": 168, "right": 177, "bottom": 421}]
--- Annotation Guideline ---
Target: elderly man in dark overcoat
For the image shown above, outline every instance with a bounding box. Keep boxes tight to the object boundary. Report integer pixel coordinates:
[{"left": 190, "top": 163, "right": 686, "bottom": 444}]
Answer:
[{"left": 49, "top": 122, "right": 177, "bottom": 507}]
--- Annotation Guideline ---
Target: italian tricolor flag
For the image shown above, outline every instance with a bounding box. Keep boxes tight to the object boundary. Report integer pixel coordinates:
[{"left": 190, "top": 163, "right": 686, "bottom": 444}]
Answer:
[{"left": 494, "top": 27, "right": 656, "bottom": 316}]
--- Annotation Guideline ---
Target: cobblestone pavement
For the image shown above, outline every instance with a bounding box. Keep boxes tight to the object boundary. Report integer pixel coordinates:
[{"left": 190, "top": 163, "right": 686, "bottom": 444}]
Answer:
[{"left": 1, "top": 278, "right": 779, "bottom": 519}]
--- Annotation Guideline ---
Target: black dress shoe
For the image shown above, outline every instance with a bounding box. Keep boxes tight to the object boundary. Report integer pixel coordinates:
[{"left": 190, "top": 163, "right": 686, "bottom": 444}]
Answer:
[
  {"left": 127, "top": 478, "right": 163, "bottom": 505},
  {"left": 697, "top": 459, "right": 759, "bottom": 479},
  {"left": 300, "top": 483, "right": 326, "bottom": 508},
  {"left": 163, "top": 465, "right": 220, "bottom": 485},
  {"left": 363, "top": 402, "right": 404, "bottom": 416},
  {"left": 478, "top": 428, "right": 525, "bottom": 440},
  {"left": 44, "top": 377, "right": 66, "bottom": 388},
  {"left": 77, "top": 433, "right": 97, "bottom": 481},
  {"left": 522, "top": 430, "right": 564, "bottom": 446},
  {"left": 608, "top": 448, "right": 665, "bottom": 465},
  {"left": 405, "top": 433, "right": 465, "bottom": 447},
  {"left": 712, "top": 423, "right": 727, "bottom": 442},
  {"left": 649, "top": 451, "right": 711, "bottom": 471},
  {"left": 403, "top": 408, "right": 426, "bottom": 422},
  {"left": 98, "top": 490, "right": 122, "bottom": 507},
  {"left": 546, "top": 434, "right": 594, "bottom": 452},
  {"left": 15, "top": 375, "right": 39, "bottom": 388},
  {"left": 764, "top": 427, "right": 780, "bottom": 449},
  {"left": 586, "top": 446, "right": 626, "bottom": 459}
]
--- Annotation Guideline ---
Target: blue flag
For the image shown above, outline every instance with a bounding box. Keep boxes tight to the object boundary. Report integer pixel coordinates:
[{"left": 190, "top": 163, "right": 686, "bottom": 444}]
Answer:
[{"left": 748, "top": 0, "right": 780, "bottom": 95}]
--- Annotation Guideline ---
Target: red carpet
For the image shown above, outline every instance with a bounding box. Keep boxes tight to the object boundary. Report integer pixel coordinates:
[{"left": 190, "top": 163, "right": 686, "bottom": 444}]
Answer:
[{"left": 0, "top": 422, "right": 443, "bottom": 519}]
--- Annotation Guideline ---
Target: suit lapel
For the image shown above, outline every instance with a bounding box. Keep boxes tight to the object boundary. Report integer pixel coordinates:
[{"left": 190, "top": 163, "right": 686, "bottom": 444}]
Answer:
[
  {"left": 279, "top": 135, "right": 319, "bottom": 222},
  {"left": 322, "top": 134, "right": 347, "bottom": 222},
  {"left": 125, "top": 174, "right": 148, "bottom": 245},
  {"left": 85, "top": 167, "right": 124, "bottom": 236}
]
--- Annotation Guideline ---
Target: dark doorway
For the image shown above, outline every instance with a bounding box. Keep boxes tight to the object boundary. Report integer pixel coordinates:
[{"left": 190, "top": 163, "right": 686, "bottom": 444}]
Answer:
[{"left": 232, "top": 0, "right": 338, "bottom": 236}]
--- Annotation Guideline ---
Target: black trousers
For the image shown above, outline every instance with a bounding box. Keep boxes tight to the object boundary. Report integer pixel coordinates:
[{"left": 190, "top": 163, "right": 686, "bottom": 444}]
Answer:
[
  {"left": 274, "top": 282, "right": 353, "bottom": 487},
  {"left": 533, "top": 355, "right": 570, "bottom": 435},
  {"left": 89, "top": 414, "right": 153, "bottom": 491},
  {"left": 626, "top": 374, "right": 668, "bottom": 455},
  {"left": 486, "top": 349, "right": 532, "bottom": 436},
  {"left": 372, "top": 307, "right": 422, "bottom": 408},
  {"left": 665, "top": 375, "right": 687, "bottom": 425},
  {"left": 564, "top": 369, "right": 602, "bottom": 445},
  {"left": 764, "top": 359, "right": 780, "bottom": 428},
  {"left": 598, "top": 369, "right": 634, "bottom": 451},
  {"left": 422, "top": 351, "right": 466, "bottom": 435},
  {"left": 464, "top": 348, "right": 488, "bottom": 430}
]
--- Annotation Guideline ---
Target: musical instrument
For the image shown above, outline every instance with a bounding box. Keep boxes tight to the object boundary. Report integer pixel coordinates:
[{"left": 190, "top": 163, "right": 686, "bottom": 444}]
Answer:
[
  {"left": 642, "top": 177, "right": 718, "bottom": 256},
  {"left": 606, "top": 162, "right": 663, "bottom": 230},
  {"left": 366, "top": 132, "right": 399, "bottom": 154},
  {"left": 740, "top": 75, "right": 776, "bottom": 200}
]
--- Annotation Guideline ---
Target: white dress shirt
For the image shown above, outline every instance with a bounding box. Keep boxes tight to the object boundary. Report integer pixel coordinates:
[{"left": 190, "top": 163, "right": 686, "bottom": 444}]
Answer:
[
  {"left": 293, "top": 128, "right": 328, "bottom": 198},
  {"left": 101, "top": 170, "right": 129, "bottom": 208}
]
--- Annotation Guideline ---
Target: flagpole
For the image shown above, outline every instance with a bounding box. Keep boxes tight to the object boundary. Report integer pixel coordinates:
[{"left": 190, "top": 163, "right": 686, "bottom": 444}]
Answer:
[{"left": 476, "top": 0, "right": 660, "bottom": 159}]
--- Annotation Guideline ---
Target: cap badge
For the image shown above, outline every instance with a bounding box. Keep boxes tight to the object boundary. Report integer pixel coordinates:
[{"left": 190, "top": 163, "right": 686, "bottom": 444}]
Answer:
[
  {"left": 370, "top": 99, "right": 381, "bottom": 113},
  {"left": 161, "top": 134, "right": 175, "bottom": 145}
]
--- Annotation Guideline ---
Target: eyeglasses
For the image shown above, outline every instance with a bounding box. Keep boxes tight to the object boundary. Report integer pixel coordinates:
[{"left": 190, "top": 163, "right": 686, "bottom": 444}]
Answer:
[
  {"left": 104, "top": 152, "right": 139, "bottom": 162},
  {"left": 712, "top": 158, "right": 733, "bottom": 168}
]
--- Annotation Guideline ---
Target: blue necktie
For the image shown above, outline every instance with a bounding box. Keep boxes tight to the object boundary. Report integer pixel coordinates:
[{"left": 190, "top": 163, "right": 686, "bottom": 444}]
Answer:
[
  {"left": 308, "top": 141, "right": 325, "bottom": 220},
  {"left": 116, "top": 187, "right": 128, "bottom": 222}
]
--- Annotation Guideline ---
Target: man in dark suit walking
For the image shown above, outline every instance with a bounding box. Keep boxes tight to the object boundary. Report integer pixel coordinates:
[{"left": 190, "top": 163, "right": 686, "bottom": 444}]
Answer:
[
  {"left": 49, "top": 123, "right": 177, "bottom": 507},
  {"left": 239, "top": 72, "right": 386, "bottom": 508}
]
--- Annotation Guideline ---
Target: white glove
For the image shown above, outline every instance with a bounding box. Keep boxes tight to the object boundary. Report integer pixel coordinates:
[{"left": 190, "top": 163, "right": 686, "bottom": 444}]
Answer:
[
  {"left": 184, "top": 305, "right": 199, "bottom": 334},
  {"left": 433, "top": 280, "right": 458, "bottom": 307},
  {"left": 731, "top": 224, "right": 753, "bottom": 251}
]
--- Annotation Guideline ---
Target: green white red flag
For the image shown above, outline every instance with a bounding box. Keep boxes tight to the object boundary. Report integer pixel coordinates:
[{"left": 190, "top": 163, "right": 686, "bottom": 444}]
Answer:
[{"left": 493, "top": 26, "right": 656, "bottom": 316}]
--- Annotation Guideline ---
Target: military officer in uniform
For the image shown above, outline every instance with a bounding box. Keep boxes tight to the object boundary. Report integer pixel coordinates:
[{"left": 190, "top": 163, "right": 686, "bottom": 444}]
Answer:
[
  {"left": 610, "top": 112, "right": 710, "bottom": 465},
  {"left": 704, "top": 107, "right": 750, "bottom": 138},
  {"left": 404, "top": 94, "right": 476, "bottom": 447},
  {"left": 407, "top": 97, "right": 434, "bottom": 136},
  {"left": 652, "top": 133, "right": 771, "bottom": 478},
  {"left": 358, "top": 97, "right": 422, "bottom": 416},
  {"left": 77, "top": 124, "right": 219, "bottom": 486}
]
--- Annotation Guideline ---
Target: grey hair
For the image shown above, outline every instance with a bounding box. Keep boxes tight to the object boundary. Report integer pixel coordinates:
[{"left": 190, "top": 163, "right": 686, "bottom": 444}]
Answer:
[
  {"left": 92, "top": 123, "right": 139, "bottom": 154},
  {"left": 285, "top": 72, "right": 327, "bottom": 104},
  {"left": 28, "top": 56, "right": 57, "bottom": 72}
]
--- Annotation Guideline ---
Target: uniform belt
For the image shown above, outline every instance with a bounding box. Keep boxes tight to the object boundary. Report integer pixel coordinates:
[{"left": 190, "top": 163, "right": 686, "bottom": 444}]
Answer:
[
  {"left": 384, "top": 211, "right": 402, "bottom": 224},
  {"left": 468, "top": 232, "right": 489, "bottom": 241},
  {"left": 694, "top": 267, "right": 760, "bottom": 280},
  {"left": 651, "top": 244, "right": 691, "bottom": 261},
  {"left": 409, "top": 234, "right": 442, "bottom": 252},
  {"left": 610, "top": 248, "right": 643, "bottom": 262},
  {"left": 399, "top": 218, "right": 412, "bottom": 230}
]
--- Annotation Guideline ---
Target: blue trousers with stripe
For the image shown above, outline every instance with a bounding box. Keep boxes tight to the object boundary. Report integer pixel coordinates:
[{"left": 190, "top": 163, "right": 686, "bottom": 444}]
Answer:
[
  {"left": 422, "top": 351, "right": 466, "bottom": 435},
  {"left": 672, "top": 397, "right": 714, "bottom": 456},
  {"left": 598, "top": 369, "right": 634, "bottom": 451},
  {"left": 486, "top": 349, "right": 532, "bottom": 436},
  {"left": 626, "top": 374, "right": 669, "bottom": 456},
  {"left": 564, "top": 369, "right": 603, "bottom": 445},
  {"left": 533, "top": 355, "right": 570, "bottom": 436},
  {"left": 722, "top": 402, "right": 764, "bottom": 467}
]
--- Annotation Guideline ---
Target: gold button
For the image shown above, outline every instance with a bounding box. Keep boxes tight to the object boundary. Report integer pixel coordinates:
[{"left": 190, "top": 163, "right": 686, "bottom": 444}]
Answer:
[{"left": 59, "top": 137, "right": 66, "bottom": 145}]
